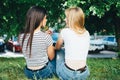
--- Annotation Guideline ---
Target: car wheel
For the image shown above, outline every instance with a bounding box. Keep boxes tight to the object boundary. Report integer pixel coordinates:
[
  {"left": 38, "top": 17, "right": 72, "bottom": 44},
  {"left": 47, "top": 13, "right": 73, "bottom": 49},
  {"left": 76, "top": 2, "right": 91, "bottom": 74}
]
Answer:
[
  {"left": 13, "top": 47, "right": 15, "bottom": 52},
  {"left": 104, "top": 45, "right": 108, "bottom": 50},
  {"left": 95, "top": 49, "right": 100, "bottom": 53}
]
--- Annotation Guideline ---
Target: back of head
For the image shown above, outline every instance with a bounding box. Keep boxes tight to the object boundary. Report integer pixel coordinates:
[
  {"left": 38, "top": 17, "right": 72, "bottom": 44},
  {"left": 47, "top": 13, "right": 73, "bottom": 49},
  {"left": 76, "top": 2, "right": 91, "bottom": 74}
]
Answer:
[
  {"left": 25, "top": 6, "right": 47, "bottom": 33},
  {"left": 65, "top": 7, "right": 85, "bottom": 34}
]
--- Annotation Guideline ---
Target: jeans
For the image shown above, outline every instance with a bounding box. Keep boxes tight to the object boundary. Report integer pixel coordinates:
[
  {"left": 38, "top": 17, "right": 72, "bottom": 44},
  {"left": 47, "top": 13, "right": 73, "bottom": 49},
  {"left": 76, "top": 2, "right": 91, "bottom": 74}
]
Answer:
[
  {"left": 24, "top": 59, "right": 56, "bottom": 80},
  {"left": 56, "top": 49, "right": 90, "bottom": 80}
]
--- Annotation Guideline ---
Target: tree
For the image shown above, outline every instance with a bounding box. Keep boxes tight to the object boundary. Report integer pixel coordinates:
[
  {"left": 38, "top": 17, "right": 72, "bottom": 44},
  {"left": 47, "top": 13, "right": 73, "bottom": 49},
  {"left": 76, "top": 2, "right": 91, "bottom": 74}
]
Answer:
[
  {"left": 0, "top": 0, "right": 65, "bottom": 39},
  {"left": 0, "top": 0, "right": 120, "bottom": 51}
]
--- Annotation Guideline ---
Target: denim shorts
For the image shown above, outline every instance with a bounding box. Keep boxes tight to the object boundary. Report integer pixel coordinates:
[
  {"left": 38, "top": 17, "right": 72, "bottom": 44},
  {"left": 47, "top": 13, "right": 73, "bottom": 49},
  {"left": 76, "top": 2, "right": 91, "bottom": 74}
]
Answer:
[
  {"left": 24, "top": 59, "right": 56, "bottom": 80},
  {"left": 56, "top": 49, "right": 90, "bottom": 80}
]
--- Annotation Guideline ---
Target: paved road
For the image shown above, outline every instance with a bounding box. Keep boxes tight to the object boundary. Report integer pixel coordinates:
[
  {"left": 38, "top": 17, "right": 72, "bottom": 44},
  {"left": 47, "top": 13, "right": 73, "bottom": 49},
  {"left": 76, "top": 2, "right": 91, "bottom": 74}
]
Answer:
[
  {"left": 88, "top": 50, "right": 118, "bottom": 58},
  {"left": 0, "top": 50, "right": 118, "bottom": 58}
]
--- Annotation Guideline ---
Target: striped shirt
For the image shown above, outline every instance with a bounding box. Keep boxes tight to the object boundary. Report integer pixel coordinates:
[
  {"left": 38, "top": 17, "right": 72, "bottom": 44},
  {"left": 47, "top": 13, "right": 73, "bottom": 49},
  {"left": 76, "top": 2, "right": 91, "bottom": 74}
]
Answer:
[{"left": 19, "top": 31, "right": 53, "bottom": 67}]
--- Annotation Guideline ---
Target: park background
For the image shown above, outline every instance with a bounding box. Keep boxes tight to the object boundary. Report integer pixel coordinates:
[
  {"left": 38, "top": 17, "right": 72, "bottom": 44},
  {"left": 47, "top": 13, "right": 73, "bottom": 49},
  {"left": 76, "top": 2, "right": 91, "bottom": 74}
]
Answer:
[{"left": 0, "top": 0, "right": 120, "bottom": 80}]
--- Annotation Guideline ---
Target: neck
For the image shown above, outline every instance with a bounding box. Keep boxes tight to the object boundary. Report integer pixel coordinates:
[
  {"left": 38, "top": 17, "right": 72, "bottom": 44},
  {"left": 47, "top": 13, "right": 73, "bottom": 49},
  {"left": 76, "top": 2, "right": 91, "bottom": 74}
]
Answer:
[
  {"left": 34, "top": 25, "right": 41, "bottom": 33},
  {"left": 70, "top": 27, "right": 86, "bottom": 34}
]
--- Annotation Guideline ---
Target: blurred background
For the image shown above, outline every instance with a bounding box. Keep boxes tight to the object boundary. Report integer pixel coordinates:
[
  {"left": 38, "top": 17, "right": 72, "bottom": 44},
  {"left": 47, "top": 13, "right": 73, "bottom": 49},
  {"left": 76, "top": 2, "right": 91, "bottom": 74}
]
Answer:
[
  {"left": 0, "top": 0, "right": 120, "bottom": 53},
  {"left": 0, "top": 1, "right": 120, "bottom": 80}
]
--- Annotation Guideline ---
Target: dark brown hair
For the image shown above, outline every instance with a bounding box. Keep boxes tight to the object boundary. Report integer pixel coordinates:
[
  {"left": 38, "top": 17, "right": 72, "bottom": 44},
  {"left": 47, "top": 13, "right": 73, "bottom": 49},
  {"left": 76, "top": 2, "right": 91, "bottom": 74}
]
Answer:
[{"left": 22, "top": 6, "right": 47, "bottom": 57}]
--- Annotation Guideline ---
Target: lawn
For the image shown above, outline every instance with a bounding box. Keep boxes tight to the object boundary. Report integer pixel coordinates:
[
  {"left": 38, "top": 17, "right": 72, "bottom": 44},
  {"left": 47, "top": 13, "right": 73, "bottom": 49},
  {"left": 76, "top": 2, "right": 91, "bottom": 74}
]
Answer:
[{"left": 0, "top": 57, "right": 120, "bottom": 80}]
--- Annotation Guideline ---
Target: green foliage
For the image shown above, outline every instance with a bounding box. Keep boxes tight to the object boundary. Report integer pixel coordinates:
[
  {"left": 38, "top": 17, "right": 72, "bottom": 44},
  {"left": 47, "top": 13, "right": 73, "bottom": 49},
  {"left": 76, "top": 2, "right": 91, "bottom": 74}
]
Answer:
[
  {"left": 0, "top": 0, "right": 120, "bottom": 50},
  {"left": 0, "top": 0, "right": 66, "bottom": 37},
  {"left": 0, "top": 0, "right": 28, "bottom": 38},
  {"left": 116, "top": 1, "right": 120, "bottom": 16},
  {"left": 0, "top": 0, "right": 120, "bottom": 35},
  {"left": 65, "top": 0, "right": 120, "bottom": 18}
]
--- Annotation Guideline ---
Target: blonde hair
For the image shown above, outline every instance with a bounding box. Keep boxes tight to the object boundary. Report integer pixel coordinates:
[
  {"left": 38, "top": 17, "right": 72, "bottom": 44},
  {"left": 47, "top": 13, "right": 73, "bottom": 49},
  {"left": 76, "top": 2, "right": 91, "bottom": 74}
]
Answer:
[{"left": 65, "top": 7, "right": 86, "bottom": 34}]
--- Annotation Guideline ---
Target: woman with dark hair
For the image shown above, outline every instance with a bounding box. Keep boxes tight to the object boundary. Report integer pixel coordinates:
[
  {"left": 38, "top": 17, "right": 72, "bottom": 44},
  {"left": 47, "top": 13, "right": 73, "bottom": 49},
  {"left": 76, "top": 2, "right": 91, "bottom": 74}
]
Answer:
[{"left": 19, "top": 6, "right": 56, "bottom": 79}]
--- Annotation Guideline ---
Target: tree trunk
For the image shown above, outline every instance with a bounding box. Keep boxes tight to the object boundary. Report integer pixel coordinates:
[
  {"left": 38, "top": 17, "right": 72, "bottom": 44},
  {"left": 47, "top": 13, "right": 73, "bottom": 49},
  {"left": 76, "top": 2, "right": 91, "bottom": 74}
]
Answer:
[{"left": 114, "top": 17, "right": 120, "bottom": 51}]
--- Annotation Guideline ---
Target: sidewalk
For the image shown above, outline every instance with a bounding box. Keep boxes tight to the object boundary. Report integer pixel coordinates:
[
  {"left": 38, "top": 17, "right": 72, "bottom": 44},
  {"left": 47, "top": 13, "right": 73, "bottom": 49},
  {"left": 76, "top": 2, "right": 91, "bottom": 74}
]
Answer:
[
  {"left": 0, "top": 50, "right": 118, "bottom": 58},
  {"left": 0, "top": 51, "right": 23, "bottom": 58},
  {"left": 88, "top": 50, "right": 118, "bottom": 58}
]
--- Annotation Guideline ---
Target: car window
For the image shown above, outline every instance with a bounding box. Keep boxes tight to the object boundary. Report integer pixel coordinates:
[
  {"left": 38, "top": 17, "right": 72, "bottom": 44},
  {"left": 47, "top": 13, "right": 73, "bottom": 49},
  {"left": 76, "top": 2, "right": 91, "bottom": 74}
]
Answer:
[
  {"left": 107, "top": 37, "right": 114, "bottom": 42},
  {"left": 103, "top": 37, "right": 115, "bottom": 42},
  {"left": 13, "top": 37, "right": 18, "bottom": 41},
  {"left": 0, "top": 42, "right": 3, "bottom": 45}
]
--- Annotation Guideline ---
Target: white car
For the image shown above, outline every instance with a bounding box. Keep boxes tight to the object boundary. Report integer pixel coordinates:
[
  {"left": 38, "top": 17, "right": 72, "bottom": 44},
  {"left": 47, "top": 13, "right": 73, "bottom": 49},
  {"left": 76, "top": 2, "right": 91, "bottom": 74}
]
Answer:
[
  {"left": 102, "top": 36, "right": 117, "bottom": 50},
  {"left": 0, "top": 38, "right": 5, "bottom": 52},
  {"left": 89, "top": 38, "right": 104, "bottom": 52}
]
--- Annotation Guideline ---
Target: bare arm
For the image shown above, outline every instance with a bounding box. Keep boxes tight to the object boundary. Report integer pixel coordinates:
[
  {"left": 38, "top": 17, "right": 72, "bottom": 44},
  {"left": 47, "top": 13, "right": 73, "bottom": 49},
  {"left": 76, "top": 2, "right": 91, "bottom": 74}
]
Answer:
[
  {"left": 47, "top": 45, "right": 55, "bottom": 60},
  {"left": 55, "top": 35, "right": 64, "bottom": 50}
]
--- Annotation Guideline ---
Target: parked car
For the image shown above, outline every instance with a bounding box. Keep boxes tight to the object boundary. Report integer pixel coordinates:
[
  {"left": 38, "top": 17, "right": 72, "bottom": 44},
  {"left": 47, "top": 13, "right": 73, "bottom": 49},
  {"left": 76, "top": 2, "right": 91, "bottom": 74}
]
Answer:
[
  {"left": 6, "top": 37, "right": 22, "bottom": 52},
  {"left": 102, "top": 36, "right": 117, "bottom": 50},
  {"left": 89, "top": 38, "right": 104, "bottom": 53},
  {"left": 0, "top": 38, "right": 5, "bottom": 52}
]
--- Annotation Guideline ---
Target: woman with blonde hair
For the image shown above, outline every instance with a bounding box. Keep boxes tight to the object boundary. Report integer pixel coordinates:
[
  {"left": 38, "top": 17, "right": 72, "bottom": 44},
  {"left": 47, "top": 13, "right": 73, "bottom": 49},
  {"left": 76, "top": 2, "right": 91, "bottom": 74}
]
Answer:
[{"left": 55, "top": 7, "right": 90, "bottom": 80}]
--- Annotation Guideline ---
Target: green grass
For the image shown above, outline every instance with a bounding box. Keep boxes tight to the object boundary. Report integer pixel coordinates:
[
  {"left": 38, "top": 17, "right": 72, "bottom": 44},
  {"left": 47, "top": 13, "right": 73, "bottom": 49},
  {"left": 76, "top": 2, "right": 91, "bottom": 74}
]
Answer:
[
  {"left": 0, "top": 58, "right": 120, "bottom": 80},
  {"left": 87, "top": 58, "right": 120, "bottom": 80}
]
